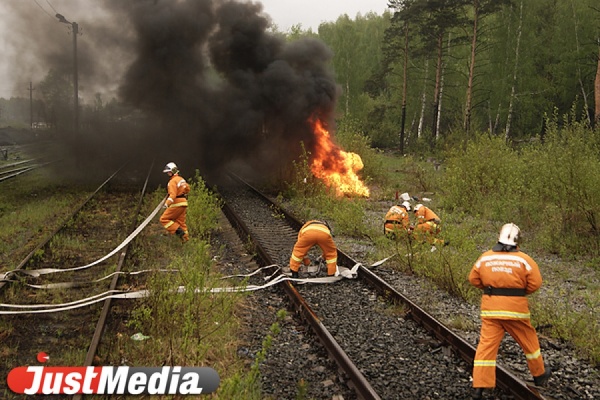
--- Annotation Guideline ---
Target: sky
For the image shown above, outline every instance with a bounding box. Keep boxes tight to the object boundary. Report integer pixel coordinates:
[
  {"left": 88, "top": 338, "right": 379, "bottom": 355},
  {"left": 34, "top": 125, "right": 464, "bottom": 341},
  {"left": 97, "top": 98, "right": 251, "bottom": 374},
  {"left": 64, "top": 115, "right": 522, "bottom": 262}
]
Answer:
[
  {"left": 0, "top": 0, "right": 389, "bottom": 100},
  {"left": 257, "top": 0, "right": 389, "bottom": 32}
]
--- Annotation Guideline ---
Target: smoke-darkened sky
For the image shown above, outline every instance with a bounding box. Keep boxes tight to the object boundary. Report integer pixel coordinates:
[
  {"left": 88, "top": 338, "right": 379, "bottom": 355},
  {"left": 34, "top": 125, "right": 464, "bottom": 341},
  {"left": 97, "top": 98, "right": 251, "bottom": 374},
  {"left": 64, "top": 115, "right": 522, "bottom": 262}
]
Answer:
[{"left": 1, "top": 0, "right": 342, "bottom": 184}]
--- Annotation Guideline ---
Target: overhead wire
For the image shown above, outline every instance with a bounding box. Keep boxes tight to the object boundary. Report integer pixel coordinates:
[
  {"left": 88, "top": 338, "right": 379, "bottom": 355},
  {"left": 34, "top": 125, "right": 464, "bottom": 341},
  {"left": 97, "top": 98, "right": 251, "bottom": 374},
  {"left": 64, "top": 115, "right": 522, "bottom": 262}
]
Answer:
[
  {"left": 32, "top": 0, "right": 54, "bottom": 19},
  {"left": 45, "top": 0, "right": 58, "bottom": 14}
]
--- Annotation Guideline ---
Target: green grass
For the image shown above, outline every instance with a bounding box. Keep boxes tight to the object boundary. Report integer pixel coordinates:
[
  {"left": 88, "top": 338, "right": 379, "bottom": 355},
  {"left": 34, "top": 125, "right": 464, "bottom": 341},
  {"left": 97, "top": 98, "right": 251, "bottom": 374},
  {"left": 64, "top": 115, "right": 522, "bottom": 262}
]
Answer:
[
  {"left": 0, "top": 169, "right": 93, "bottom": 271},
  {"left": 96, "top": 175, "right": 270, "bottom": 399},
  {"left": 282, "top": 130, "right": 600, "bottom": 366}
]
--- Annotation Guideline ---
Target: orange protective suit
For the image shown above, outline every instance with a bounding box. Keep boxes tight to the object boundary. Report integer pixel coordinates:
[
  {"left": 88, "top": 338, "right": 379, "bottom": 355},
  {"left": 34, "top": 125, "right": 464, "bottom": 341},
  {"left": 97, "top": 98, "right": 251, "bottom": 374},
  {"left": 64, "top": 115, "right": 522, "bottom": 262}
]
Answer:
[
  {"left": 384, "top": 205, "right": 410, "bottom": 238},
  {"left": 159, "top": 173, "right": 189, "bottom": 241},
  {"left": 413, "top": 205, "right": 443, "bottom": 244},
  {"left": 289, "top": 220, "right": 337, "bottom": 276},
  {"left": 414, "top": 205, "right": 441, "bottom": 233},
  {"left": 468, "top": 246, "right": 547, "bottom": 388}
]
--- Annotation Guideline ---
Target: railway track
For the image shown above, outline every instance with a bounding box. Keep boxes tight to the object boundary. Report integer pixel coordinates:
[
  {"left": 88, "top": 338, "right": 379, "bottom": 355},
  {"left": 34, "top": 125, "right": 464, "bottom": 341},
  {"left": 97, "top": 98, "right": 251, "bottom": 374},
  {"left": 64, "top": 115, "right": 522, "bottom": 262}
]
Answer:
[
  {"left": 0, "top": 164, "right": 155, "bottom": 399},
  {"left": 217, "top": 173, "right": 554, "bottom": 400},
  {"left": 0, "top": 141, "right": 62, "bottom": 182},
  {"left": 0, "top": 158, "right": 53, "bottom": 182},
  {"left": 0, "top": 166, "right": 596, "bottom": 399}
]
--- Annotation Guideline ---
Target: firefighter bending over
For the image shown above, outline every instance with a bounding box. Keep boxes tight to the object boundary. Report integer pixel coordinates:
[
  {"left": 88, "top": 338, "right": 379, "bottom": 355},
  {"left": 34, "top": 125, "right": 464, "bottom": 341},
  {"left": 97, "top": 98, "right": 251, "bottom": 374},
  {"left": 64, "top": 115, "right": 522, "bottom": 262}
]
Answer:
[
  {"left": 289, "top": 220, "right": 337, "bottom": 278},
  {"left": 413, "top": 203, "right": 445, "bottom": 245},
  {"left": 160, "top": 162, "right": 190, "bottom": 243},
  {"left": 468, "top": 223, "right": 551, "bottom": 399},
  {"left": 384, "top": 201, "right": 412, "bottom": 239}
]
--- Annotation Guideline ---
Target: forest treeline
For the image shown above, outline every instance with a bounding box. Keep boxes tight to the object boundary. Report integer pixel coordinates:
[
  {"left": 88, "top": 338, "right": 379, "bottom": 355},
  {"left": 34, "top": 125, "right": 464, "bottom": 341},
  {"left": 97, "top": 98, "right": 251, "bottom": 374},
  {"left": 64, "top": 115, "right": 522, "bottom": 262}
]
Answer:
[{"left": 296, "top": 0, "right": 600, "bottom": 152}]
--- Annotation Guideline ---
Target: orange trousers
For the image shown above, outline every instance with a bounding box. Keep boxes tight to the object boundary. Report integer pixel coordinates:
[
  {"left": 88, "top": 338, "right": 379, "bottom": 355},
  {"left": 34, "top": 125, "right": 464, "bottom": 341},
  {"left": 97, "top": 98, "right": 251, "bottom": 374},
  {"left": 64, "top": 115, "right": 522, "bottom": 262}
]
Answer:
[
  {"left": 160, "top": 206, "right": 188, "bottom": 236},
  {"left": 413, "top": 221, "right": 443, "bottom": 245},
  {"left": 384, "top": 222, "right": 410, "bottom": 238},
  {"left": 472, "top": 318, "right": 545, "bottom": 388},
  {"left": 289, "top": 229, "right": 337, "bottom": 275}
]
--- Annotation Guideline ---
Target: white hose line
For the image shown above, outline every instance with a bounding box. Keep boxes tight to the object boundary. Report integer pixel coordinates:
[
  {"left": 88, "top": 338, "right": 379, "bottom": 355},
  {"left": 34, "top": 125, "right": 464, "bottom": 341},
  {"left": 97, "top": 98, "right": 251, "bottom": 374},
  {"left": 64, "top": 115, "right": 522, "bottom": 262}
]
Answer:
[
  {"left": 0, "top": 196, "right": 167, "bottom": 280},
  {"left": 5, "top": 269, "right": 177, "bottom": 290},
  {"left": 0, "top": 263, "right": 374, "bottom": 315}
]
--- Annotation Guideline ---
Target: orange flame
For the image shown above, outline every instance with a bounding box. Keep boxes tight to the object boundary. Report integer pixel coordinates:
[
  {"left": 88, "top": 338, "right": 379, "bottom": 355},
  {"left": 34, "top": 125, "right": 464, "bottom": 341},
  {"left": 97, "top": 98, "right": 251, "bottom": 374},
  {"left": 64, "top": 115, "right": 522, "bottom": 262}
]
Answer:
[{"left": 309, "top": 118, "right": 370, "bottom": 197}]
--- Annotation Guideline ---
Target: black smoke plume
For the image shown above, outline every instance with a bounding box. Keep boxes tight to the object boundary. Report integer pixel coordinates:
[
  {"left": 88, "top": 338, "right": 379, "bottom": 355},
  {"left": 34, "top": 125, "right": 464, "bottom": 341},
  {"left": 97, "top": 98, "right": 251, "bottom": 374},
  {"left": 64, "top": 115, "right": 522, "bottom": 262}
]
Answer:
[{"left": 4, "top": 0, "right": 341, "bottom": 185}]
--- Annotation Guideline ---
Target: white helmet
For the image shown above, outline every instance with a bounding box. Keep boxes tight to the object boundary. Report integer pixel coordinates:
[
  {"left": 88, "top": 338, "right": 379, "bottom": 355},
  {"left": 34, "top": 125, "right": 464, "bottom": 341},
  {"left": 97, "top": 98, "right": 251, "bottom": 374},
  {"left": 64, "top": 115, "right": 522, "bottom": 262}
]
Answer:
[
  {"left": 162, "top": 162, "right": 179, "bottom": 174},
  {"left": 498, "top": 223, "right": 520, "bottom": 246},
  {"left": 414, "top": 204, "right": 423, "bottom": 212},
  {"left": 401, "top": 201, "right": 411, "bottom": 211}
]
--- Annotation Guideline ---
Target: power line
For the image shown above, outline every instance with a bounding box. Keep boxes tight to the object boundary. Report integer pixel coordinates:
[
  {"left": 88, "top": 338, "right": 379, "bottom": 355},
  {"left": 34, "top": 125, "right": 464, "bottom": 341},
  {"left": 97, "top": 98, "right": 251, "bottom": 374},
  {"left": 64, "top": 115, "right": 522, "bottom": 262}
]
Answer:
[
  {"left": 32, "top": 0, "right": 54, "bottom": 19},
  {"left": 45, "top": 0, "right": 58, "bottom": 14}
]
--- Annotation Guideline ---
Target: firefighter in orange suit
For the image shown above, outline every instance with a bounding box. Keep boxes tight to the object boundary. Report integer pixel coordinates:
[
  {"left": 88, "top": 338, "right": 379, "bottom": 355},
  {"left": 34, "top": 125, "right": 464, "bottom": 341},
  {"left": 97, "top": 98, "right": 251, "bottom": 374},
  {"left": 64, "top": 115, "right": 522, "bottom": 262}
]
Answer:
[
  {"left": 412, "top": 203, "right": 444, "bottom": 244},
  {"left": 289, "top": 220, "right": 337, "bottom": 278},
  {"left": 160, "top": 162, "right": 190, "bottom": 243},
  {"left": 384, "top": 201, "right": 412, "bottom": 239},
  {"left": 468, "top": 223, "right": 551, "bottom": 399}
]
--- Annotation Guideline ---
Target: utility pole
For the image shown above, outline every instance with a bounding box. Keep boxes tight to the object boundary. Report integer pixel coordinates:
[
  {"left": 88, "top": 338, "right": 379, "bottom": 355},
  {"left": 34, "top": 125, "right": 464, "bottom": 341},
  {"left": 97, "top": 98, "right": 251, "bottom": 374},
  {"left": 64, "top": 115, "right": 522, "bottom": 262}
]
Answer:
[
  {"left": 28, "top": 81, "right": 35, "bottom": 130},
  {"left": 56, "top": 14, "right": 79, "bottom": 136},
  {"left": 72, "top": 21, "right": 79, "bottom": 135}
]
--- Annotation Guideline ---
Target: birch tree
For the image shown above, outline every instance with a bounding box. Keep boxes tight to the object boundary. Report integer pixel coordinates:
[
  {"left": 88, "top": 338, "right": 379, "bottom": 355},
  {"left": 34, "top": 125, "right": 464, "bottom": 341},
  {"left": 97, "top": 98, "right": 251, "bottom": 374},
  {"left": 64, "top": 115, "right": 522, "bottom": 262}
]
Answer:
[
  {"left": 387, "top": 0, "right": 418, "bottom": 153},
  {"left": 505, "top": 0, "right": 523, "bottom": 141},
  {"left": 464, "top": 0, "right": 510, "bottom": 137}
]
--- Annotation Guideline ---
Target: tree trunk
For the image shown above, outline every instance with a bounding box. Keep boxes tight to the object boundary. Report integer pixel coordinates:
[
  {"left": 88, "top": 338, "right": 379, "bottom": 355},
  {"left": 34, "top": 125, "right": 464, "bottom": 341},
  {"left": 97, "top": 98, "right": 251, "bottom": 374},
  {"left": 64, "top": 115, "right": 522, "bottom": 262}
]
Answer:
[
  {"left": 464, "top": 0, "right": 479, "bottom": 138},
  {"left": 505, "top": 0, "right": 523, "bottom": 141},
  {"left": 431, "top": 33, "right": 443, "bottom": 146},
  {"left": 400, "top": 19, "right": 409, "bottom": 154},
  {"left": 595, "top": 42, "right": 600, "bottom": 127},
  {"left": 418, "top": 59, "right": 429, "bottom": 139},
  {"left": 437, "top": 32, "right": 451, "bottom": 141},
  {"left": 571, "top": 0, "right": 591, "bottom": 126}
]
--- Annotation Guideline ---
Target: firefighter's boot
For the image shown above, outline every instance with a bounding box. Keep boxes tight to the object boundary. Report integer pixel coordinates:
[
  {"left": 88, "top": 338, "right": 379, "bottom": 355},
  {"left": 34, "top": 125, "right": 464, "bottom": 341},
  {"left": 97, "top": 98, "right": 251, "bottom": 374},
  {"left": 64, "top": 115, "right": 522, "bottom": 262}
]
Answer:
[
  {"left": 291, "top": 271, "right": 299, "bottom": 279},
  {"left": 533, "top": 365, "right": 552, "bottom": 387},
  {"left": 175, "top": 227, "right": 188, "bottom": 243},
  {"left": 471, "top": 388, "right": 484, "bottom": 399}
]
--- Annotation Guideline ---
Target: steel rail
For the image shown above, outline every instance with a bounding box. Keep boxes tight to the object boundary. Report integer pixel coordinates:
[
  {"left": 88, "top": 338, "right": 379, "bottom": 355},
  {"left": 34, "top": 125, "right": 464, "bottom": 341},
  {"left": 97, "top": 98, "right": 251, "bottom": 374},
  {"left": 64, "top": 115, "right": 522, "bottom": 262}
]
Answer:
[
  {"left": 348, "top": 259, "right": 545, "bottom": 400},
  {"left": 220, "top": 196, "right": 381, "bottom": 400},
  {"left": 73, "top": 161, "right": 155, "bottom": 400},
  {"left": 0, "top": 165, "right": 126, "bottom": 291},
  {"left": 228, "top": 172, "right": 545, "bottom": 400},
  {"left": 0, "top": 160, "right": 61, "bottom": 182},
  {"left": 0, "top": 159, "right": 36, "bottom": 169}
]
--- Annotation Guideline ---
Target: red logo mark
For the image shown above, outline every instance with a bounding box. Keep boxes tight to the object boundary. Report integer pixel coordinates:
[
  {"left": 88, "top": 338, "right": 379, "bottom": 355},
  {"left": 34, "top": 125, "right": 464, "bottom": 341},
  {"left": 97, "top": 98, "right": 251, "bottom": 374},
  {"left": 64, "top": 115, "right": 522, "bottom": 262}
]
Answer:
[{"left": 36, "top": 352, "right": 49, "bottom": 363}]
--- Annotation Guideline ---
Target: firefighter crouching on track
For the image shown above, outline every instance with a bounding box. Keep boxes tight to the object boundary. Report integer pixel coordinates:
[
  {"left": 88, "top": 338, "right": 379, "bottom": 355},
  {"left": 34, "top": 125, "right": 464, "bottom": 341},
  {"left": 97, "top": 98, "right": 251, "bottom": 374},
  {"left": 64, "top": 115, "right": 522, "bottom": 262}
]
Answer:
[
  {"left": 384, "top": 201, "right": 412, "bottom": 239},
  {"left": 468, "top": 223, "right": 551, "bottom": 399},
  {"left": 289, "top": 220, "right": 337, "bottom": 278},
  {"left": 160, "top": 162, "right": 190, "bottom": 243},
  {"left": 412, "top": 203, "right": 445, "bottom": 245}
]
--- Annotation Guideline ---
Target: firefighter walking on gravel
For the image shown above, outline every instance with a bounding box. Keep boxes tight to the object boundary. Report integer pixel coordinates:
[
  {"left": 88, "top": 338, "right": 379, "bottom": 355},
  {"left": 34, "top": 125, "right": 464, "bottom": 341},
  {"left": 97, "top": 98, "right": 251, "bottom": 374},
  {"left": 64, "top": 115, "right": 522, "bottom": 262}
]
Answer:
[
  {"left": 468, "top": 223, "right": 551, "bottom": 399},
  {"left": 289, "top": 220, "right": 337, "bottom": 278},
  {"left": 160, "top": 162, "right": 190, "bottom": 243}
]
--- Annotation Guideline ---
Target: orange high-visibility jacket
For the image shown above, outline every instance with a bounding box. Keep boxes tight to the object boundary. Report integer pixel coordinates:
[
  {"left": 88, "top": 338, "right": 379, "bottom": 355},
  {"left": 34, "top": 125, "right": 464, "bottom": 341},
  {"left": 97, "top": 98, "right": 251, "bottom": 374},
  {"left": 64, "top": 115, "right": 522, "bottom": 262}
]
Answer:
[
  {"left": 415, "top": 206, "right": 440, "bottom": 224},
  {"left": 384, "top": 205, "right": 410, "bottom": 230},
  {"left": 165, "top": 174, "right": 189, "bottom": 208},
  {"left": 469, "top": 248, "right": 542, "bottom": 320}
]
